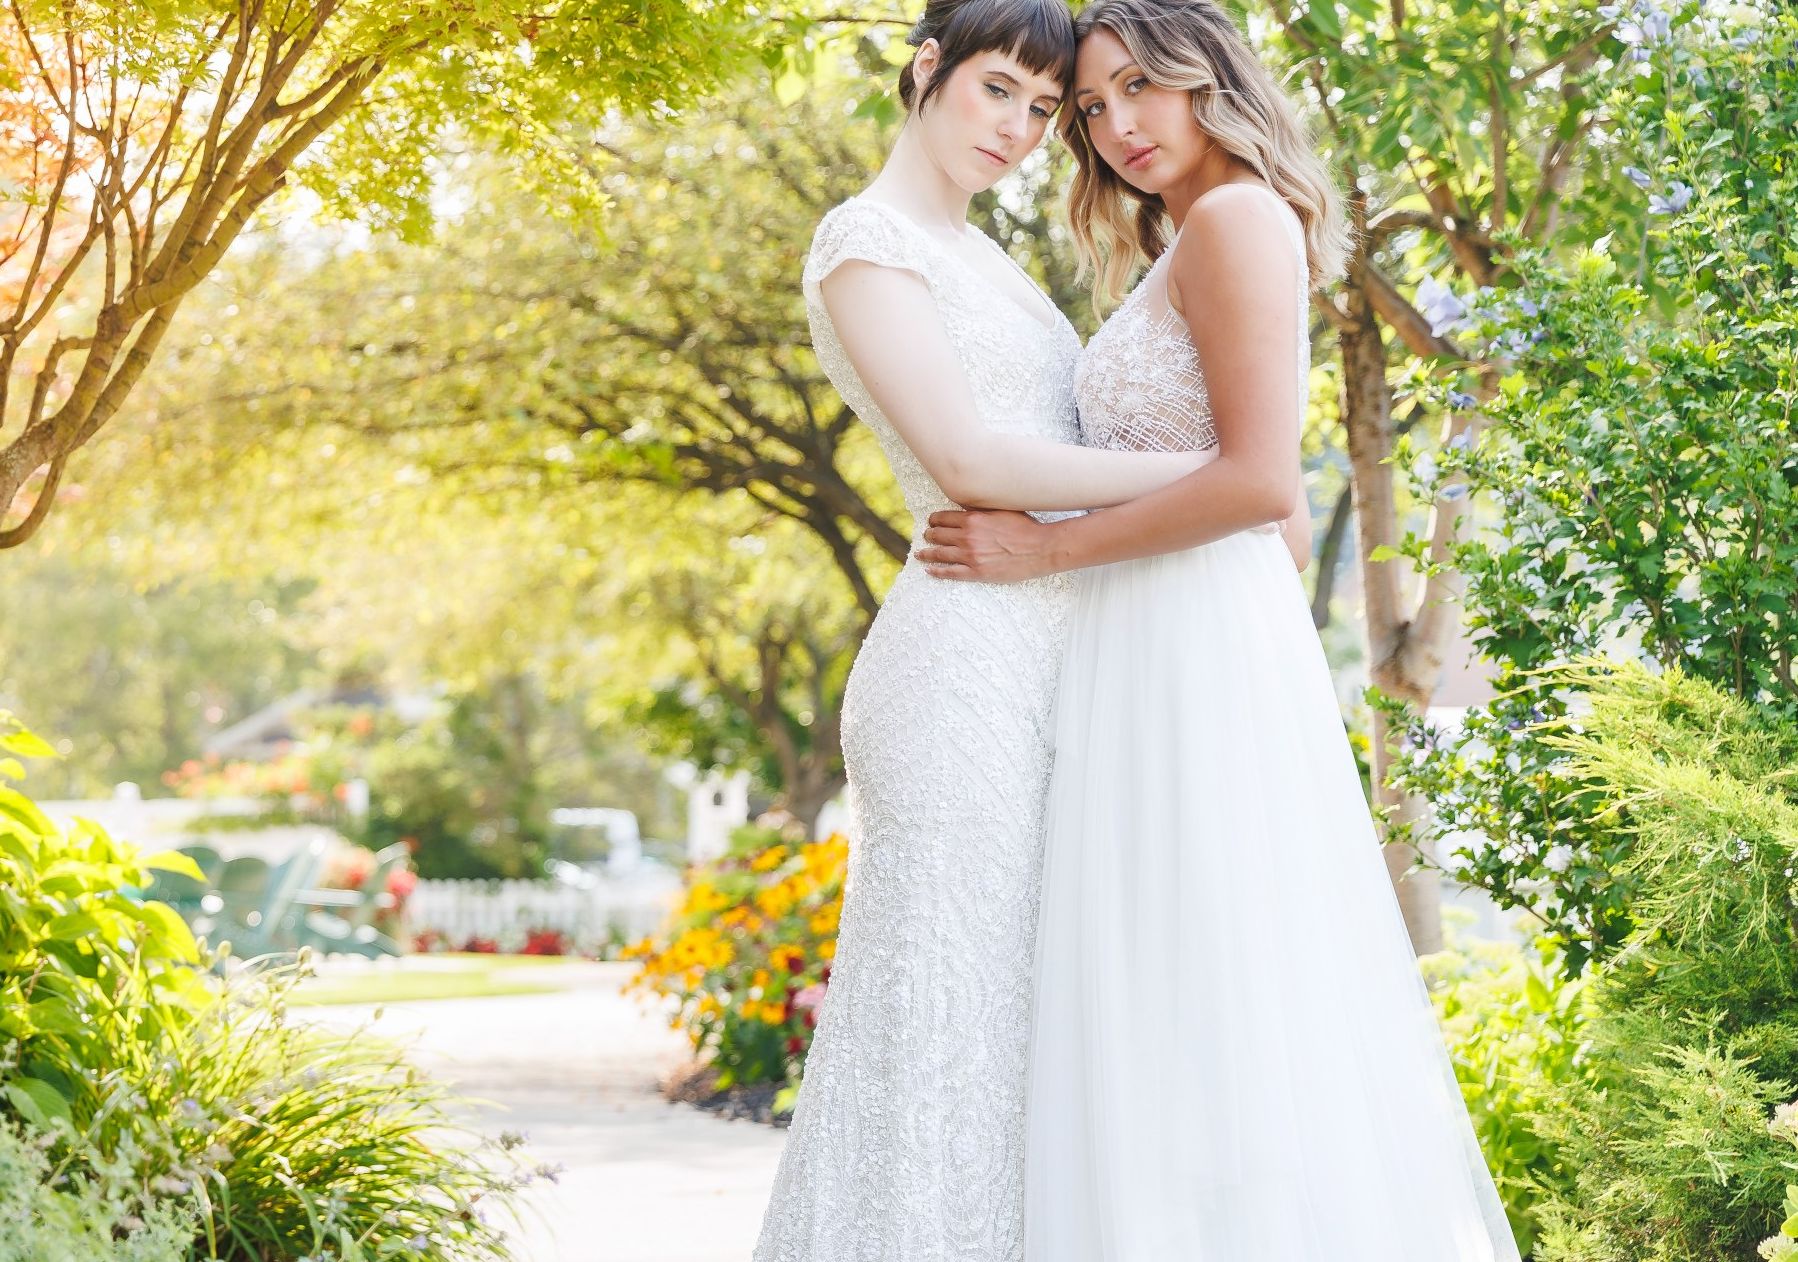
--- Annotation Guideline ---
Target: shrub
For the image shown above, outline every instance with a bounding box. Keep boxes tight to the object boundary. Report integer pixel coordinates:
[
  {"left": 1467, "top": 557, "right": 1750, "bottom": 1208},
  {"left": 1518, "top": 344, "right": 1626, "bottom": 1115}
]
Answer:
[
  {"left": 1, "top": 715, "right": 537, "bottom": 1260},
  {"left": 625, "top": 825, "right": 845, "bottom": 1091},
  {"left": 1388, "top": 1, "right": 1798, "bottom": 972},
  {"left": 1421, "top": 913, "right": 1592, "bottom": 1256},
  {"left": 0, "top": 1114, "right": 195, "bottom": 1262},
  {"left": 1519, "top": 664, "right": 1798, "bottom": 1261},
  {"left": 170, "top": 959, "right": 539, "bottom": 1261}
]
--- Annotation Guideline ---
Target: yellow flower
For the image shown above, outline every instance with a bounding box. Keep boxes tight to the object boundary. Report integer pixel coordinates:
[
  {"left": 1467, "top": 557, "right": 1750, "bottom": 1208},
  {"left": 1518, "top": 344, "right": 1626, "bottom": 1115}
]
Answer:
[
  {"left": 750, "top": 844, "right": 789, "bottom": 872},
  {"left": 808, "top": 905, "right": 840, "bottom": 936},
  {"left": 751, "top": 968, "right": 771, "bottom": 993},
  {"left": 682, "top": 881, "right": 730, "bottom": 917},
  {"left": 756, "top": 885, "right": 796, "bottom": 919},
  {"left": 819, "top": 938, "right": 836, "bottom": 960},
  {"left": 770, "top": 945, "right": 805, "bottom": 974}
]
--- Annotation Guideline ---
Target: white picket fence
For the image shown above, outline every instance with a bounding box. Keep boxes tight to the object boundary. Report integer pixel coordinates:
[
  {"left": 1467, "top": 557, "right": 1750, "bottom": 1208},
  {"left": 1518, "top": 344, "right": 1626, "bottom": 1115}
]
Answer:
[{"left": 409, "top": 870, "right": 681, "bottom": 952}]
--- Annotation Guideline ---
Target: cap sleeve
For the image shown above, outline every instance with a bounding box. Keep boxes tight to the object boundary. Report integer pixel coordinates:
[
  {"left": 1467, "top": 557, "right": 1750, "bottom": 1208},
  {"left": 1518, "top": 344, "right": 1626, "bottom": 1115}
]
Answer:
[{"left": 802, "top": 199, "right": 933, "bottom": 303}]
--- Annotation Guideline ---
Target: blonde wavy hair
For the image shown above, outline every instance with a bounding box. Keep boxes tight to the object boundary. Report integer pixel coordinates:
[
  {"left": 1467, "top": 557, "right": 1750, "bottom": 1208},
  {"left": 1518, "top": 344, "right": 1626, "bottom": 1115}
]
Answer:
[{"left": 1060, "top": 0, "right": 1351, "bottom": 308}]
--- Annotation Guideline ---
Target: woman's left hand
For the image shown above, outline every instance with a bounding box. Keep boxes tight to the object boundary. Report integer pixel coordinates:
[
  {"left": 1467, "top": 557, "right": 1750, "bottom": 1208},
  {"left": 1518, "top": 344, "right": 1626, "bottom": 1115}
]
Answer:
[{"left": 917, "top": 509, "right": 1060, "bottom": 583}]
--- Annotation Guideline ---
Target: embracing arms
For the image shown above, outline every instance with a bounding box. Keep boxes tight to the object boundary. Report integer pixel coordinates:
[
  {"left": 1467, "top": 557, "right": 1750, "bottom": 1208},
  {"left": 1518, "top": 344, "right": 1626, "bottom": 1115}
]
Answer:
[
  {"left": 821, "top": 259, "right": 1206, "bottom": 512},
  {"left": 918, "top": 186, "right": 1306, "bottom": 579}
]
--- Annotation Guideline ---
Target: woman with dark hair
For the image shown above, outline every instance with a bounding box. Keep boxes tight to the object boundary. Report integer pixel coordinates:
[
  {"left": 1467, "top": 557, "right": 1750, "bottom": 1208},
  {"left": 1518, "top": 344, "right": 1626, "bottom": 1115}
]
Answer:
[
  {"left": 917, "top": 1, "right": 1521, "bottom": 1258},
  {"left": 751, "top": 1, "right": 1245, "bottom": 1256}
]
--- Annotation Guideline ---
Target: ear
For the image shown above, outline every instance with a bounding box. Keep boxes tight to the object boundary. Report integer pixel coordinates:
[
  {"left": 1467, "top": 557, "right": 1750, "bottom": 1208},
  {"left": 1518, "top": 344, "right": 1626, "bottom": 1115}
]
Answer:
[{"left": 911, "top": 37, "right": 943, "bottom": 92}]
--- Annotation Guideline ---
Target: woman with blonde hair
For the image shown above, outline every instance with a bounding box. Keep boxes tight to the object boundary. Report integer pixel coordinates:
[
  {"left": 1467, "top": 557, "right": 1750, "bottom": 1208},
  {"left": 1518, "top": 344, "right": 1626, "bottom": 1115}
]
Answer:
[{"left": 917, "top": 1, "right": 1523, "bottom": 1257}]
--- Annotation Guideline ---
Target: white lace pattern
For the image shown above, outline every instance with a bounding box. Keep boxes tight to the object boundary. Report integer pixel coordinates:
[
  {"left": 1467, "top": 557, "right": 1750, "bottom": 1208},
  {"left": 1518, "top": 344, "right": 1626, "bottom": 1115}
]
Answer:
[{"left": 752, "top": 197, "right": 1082, "bottom": 1262}]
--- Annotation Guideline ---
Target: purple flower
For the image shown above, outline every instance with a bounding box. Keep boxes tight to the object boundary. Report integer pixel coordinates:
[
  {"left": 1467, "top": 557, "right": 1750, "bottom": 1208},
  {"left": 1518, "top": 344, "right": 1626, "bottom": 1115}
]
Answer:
[
  {"left": 1597, "top": 2, "right": 1622, "bottom": 17},
  {"left": 1448, "top": 391, "right": 1479, "bottom": 411},
  {"left": 1514, "top": 295, "right": 1541, "bottom": 318},
  {"left": 1617, "top": 2, "right": 1672, "bottom": 46},
  {"left": 1622, "top": 165, "right": 1652, "bottom": 189},
  {"left": 1415, "top": 276, "right": 1469, "bottom": 337},
  {"left": 1649, "top": 182, "right": 1693, "bottom": 214}
]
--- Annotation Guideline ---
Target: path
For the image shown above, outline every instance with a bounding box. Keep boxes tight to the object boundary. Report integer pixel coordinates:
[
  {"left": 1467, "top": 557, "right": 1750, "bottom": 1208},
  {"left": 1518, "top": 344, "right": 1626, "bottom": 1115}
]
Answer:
[{"left": 305, "top": 962, "right": 785, "bottom": 1262}]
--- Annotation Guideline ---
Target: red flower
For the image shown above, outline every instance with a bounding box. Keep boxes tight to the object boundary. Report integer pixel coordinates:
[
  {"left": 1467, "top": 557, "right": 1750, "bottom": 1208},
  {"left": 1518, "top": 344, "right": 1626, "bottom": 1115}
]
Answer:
[{"left": 786, "top": 1036, "right": 807, "bottom": 1054}]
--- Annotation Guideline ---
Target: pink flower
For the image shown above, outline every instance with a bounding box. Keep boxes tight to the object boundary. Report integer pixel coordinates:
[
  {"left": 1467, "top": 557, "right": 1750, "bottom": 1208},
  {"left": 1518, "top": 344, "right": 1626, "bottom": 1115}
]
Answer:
[{"left": 792, "top": 983, "right": 827, "bottom": 1011}]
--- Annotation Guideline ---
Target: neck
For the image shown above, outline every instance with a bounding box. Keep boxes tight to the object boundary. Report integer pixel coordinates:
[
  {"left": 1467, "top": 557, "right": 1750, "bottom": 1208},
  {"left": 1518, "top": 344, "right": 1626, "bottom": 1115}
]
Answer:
[
  {"left": 1158, "top": 141, "right": 1251, "bottom": 227},
  {"left": 865, "top": 116, "right": 973, "bottom": 233}
]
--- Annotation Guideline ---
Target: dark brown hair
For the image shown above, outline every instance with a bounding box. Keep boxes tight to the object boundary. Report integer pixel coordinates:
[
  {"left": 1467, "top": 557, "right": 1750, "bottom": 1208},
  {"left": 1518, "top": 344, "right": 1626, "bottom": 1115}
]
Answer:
[{"left": 898, "top": 0, "right": 1077, "bottom": 113}]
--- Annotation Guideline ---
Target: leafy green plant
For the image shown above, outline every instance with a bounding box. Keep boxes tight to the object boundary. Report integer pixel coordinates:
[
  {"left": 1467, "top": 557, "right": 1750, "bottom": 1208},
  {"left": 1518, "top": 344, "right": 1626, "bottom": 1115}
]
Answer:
[
  {"left": 170, "top": 959, "right": 541, "bottom": 1262},
  {"left": 1513, "top": 664, "right": 1798, "bottom": 1261},
  {"left": 1422, "top": 914, "right": 1592, "bottom": 1255},
  {"left": 0, "top": 1113, "right": 195, "bottom": 1262},
  {"left": 1, "top": 714, "right": 540, "bottom": 1259},
  {"left": 0, "top": 714, "right": 215, "bottom": 1155},
  {"left": 1387, "top": 2, "right": 1798, "bottom": 969}
]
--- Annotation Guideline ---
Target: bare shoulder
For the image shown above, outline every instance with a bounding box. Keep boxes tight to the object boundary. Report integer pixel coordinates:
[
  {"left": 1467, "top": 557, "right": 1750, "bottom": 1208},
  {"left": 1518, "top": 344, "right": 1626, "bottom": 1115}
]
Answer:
[{"left": 1168, "top": 182, "right": 1300, "bottom": 293}]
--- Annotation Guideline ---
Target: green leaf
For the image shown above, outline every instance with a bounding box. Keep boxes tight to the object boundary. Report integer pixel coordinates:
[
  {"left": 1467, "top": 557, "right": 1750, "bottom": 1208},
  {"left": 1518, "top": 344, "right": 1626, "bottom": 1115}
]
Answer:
[
  {"left": 0, "top": 730, "right": 56, "bottom": 759},
  {"left": 1308, "top": 0, "right": 1343, "bottom": 39},
  {"left": 4, "top": 1078, "right": 71, "bottom": 1128},
  {"left": 141, "top": 848, "right": 206, "bottom": 881},
  {"left": 774, "top": 69, "right": 806, "bottom": 107}
]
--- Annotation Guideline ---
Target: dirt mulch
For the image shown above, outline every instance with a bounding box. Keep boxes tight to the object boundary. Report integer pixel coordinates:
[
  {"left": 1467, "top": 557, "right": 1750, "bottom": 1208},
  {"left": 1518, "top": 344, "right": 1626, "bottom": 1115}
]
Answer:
[{"left": 662, "top": 1060, "right": 793, "bottom": 1128}]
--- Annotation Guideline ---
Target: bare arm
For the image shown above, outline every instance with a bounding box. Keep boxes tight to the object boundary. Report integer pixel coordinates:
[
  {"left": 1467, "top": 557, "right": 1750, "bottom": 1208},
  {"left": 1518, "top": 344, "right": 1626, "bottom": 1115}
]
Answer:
[
  {"left": 917, "top": 187, "right": 1304, "bottom": 577},
  {"left": 1281, "top": 498, "right": 1312, "bottom": 571},
  {"left": 821, "top": 259, "right": 1206, "bottom": 512}
]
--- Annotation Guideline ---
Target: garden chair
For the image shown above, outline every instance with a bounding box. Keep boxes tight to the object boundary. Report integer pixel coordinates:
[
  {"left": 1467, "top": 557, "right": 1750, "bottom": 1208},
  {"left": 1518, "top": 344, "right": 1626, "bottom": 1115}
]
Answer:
[
  {"left": 294, "top": 842, "right": 408, "bottom": 958},
  {"left": 191, "top": 855, "right": 276, "bottom": 957}
]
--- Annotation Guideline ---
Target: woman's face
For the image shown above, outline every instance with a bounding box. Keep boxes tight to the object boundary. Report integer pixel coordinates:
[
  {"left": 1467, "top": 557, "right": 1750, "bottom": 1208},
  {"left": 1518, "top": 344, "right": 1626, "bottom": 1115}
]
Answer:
[
  {"left": 1071, "top": 26, "right": 1204, "bottom": 196},
  {"left": 913, "top": 44, "right": 1065, "bottom": 194}
]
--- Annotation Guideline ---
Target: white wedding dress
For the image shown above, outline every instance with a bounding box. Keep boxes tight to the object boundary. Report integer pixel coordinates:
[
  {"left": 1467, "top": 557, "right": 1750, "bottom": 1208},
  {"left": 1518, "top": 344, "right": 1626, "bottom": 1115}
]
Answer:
[
  {"left": 753, "top": 196, "right": 1083, "bottom": 1261},
  {"left": 1024, "top": 188, "right": 1522, "bottom": 1261}
]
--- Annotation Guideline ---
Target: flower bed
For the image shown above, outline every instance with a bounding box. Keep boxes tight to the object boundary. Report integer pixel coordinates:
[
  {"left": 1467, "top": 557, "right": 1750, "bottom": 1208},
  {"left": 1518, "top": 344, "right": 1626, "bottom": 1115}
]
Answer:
[{"left": 624, "top": 827, "right": 846, "bottom": 1094}]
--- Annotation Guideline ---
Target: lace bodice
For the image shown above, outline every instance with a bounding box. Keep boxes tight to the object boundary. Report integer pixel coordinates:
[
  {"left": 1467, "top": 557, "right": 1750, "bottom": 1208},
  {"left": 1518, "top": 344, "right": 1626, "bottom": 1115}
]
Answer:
[
  {"left": 1076, "top": 191, "right": 1310, "bottom": 453},
  {"left": 802, "top": 197, "right": 1083, "bottom": 527}
]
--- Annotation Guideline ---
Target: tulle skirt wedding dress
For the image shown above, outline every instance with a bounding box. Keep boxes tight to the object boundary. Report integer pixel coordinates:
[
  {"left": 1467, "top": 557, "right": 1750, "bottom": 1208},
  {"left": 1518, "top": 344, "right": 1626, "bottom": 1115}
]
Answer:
[
  {"left": 1024, "top": 186, "right": 1520, "bottom": 1260},
  {"left": 1024, "top": 528, "right": 1521, "bottom": 1260}
]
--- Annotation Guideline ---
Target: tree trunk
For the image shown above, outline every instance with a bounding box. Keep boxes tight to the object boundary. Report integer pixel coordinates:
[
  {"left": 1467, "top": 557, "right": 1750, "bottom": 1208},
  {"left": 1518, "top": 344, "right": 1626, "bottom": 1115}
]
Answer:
[
  {"left": 1337, "top": 288, "right": 1444, "bottom": 956},
  {"left": 785, "top": 770, "right": 847, "bottom": 840}
]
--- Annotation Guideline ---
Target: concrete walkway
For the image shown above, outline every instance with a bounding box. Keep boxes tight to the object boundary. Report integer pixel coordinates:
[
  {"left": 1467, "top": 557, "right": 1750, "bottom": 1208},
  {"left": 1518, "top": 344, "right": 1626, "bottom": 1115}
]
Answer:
[{"left": 305, "top": 962, "right": 785, "bottom": 1262}]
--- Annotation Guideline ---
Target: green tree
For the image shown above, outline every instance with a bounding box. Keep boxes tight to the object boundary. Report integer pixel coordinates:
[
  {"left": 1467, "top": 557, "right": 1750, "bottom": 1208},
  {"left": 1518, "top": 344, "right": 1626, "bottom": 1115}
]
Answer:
[
  {"left": 0, "top": 553, "right": 314, "bottom": 795},
  {"left": 0, "top": 0, "right": 780, "bottom": 549},
  {"left": 1250, "top": 0, "right": 1643, "bottom": 950}
]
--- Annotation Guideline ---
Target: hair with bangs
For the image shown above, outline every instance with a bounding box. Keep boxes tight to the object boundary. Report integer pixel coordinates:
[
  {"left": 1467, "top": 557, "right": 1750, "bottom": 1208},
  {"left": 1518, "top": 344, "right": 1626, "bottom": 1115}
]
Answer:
[
  {"left": 1059, "top": 0, "right": 1351, "bottom": 308},
  {"left": 898, "top": 0, "right": 1077, "bottom": 113}
]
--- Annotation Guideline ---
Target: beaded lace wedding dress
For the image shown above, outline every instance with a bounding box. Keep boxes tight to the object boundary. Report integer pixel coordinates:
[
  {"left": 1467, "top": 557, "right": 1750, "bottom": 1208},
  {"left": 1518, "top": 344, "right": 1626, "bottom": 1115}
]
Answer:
[
  {"left": 1023, "top": 187, "right": 1523, "bottom": 1261},
  {"left": 752, "top": 195, "right": 1082, "bottom": 1262}
]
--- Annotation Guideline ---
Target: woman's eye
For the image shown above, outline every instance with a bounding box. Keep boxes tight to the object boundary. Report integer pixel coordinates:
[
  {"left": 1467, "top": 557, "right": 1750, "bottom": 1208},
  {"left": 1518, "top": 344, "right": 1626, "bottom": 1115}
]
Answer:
[
  {"left": 1082, "top": 101, "right": 1105, "bottom": 118},
  {"left": 986, "top": 82, "right": 1009, "bottom": 99},
  {"left": 1030, "top": 104, "right": 1050, "bottom": 119},
  {"left": 1125, "top": 76, "right": 1148, "bottom": 94}
]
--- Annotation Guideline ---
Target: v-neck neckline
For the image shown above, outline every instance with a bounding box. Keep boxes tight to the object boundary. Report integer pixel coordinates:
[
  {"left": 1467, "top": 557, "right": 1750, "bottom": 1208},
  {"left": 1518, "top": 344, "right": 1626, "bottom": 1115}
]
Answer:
[{"left": 850, "top": 196, "right": 1063, "bottom": 335}]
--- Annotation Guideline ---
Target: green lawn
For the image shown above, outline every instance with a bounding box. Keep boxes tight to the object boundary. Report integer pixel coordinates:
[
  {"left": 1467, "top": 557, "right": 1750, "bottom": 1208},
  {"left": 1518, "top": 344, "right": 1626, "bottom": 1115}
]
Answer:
[{"left": 292, "top": 952, "right": 588, "bottom": 1006}]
